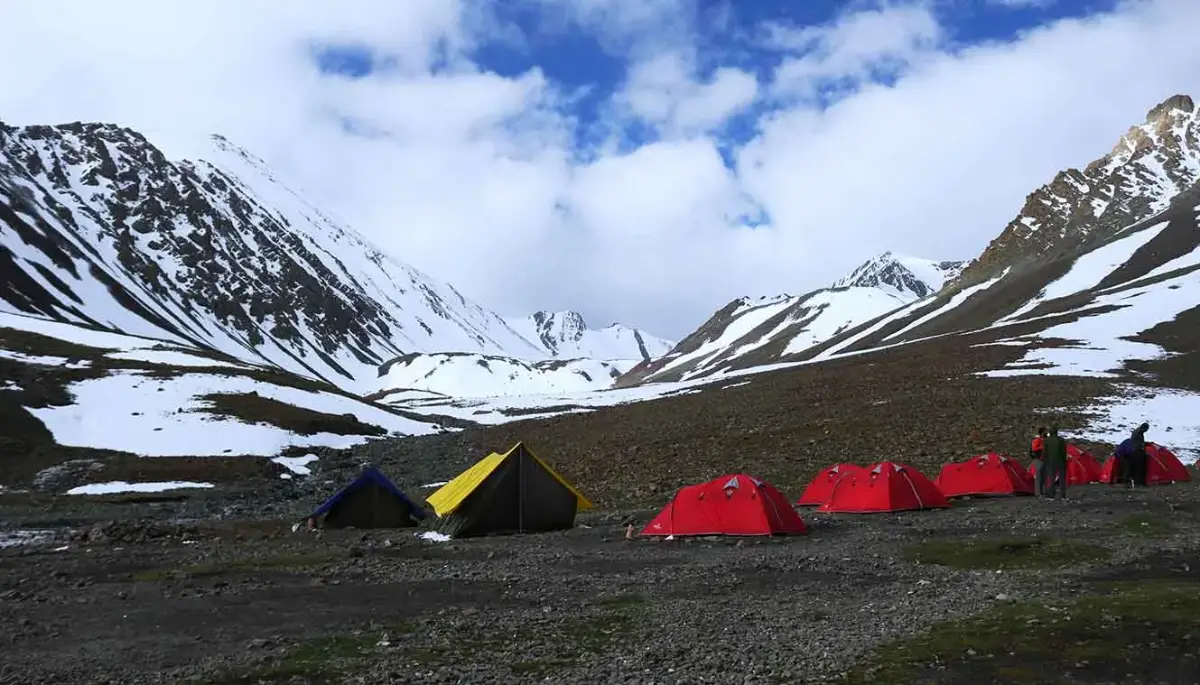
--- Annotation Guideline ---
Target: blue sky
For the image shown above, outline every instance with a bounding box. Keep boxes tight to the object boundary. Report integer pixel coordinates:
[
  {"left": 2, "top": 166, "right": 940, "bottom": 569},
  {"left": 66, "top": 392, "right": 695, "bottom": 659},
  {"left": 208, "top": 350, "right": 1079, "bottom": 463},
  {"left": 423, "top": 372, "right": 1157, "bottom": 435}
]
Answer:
[
  {"left": 313, "top": 0, "right": 1115, "bottom": 160},
  {"left": 3, "top": 0, "right": 1195, "bottom": 337}
]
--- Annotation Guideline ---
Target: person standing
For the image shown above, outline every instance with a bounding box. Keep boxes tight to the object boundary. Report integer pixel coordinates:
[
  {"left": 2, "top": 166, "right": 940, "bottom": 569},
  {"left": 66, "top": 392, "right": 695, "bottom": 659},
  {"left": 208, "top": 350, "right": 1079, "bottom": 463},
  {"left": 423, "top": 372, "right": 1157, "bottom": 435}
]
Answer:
[
  {"left": 1030, "top": 426, "right": 1048, "bottom": 496},
  {"left": 1113, "top": 438, "right": 1132, "bottom": 485},
  {"left": 1129, "top": 422, "right": 1150, "bottom": 486},
  {"left": 1041, "top": 425, "right": 1069, "bottom": 500}
]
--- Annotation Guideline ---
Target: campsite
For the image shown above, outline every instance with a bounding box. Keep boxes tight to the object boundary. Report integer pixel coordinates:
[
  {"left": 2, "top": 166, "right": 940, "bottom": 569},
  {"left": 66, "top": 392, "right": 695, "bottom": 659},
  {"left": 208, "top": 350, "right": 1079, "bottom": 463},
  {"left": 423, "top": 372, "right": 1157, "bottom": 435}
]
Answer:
[
  {"left": 3, "top": 437, "right": 1199, "bottom": 685},
  {"left": 3, "top": 14, "right": 1200, "bottom": 681}
]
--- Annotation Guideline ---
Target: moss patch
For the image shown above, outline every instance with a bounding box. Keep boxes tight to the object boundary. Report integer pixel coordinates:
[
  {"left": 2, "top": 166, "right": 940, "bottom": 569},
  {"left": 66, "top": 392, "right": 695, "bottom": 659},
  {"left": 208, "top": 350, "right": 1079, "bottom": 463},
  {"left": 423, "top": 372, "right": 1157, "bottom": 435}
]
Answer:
[
  {"left": 196, "top": 393, "right": 387, "bottom": 437},
  {"left": 196, "top": 625, "right": 413, "bottom": 685},
  {"left": 841, "top": 579, "right": 1200, "bottom": 685},
  {"left": 1116, "top": 512, "right": 1175, "bottom": 537},
  {"left": 903, "top": 536, "right": 1109, "bottom": 570},
  {"left": 204, "top": 595, "right": 649, "bottom": 683}
]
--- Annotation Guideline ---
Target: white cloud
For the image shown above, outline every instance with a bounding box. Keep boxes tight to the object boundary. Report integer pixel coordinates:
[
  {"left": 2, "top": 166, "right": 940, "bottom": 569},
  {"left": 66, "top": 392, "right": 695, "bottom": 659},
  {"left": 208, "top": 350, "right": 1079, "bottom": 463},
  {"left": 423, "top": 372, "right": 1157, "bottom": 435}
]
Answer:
[
  {"left": 613, "top": 52, "right": 759, "bottom": 135},
  {"left": 765, "top": 2, "right": 944, "bottom": 99},
  {"left": 1, "top": 0, "right": 1199, "bottom": 341}
]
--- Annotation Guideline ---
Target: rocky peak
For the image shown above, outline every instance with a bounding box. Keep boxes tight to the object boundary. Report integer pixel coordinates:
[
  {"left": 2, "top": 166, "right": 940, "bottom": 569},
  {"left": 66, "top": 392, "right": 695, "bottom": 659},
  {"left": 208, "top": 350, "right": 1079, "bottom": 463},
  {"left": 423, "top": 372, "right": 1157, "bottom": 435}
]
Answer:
[
  {"left": 530, "top": 310, "right": 588, "bottom": 353},
  {"left": 1146, "top": 94, "right": 1195, "bottom": 123},
  {"left": 835, "top": 252, "right": 964, "bottom": 299},
  {"left": 955, "top": 93, "right": 1200, "bottom": 286}
]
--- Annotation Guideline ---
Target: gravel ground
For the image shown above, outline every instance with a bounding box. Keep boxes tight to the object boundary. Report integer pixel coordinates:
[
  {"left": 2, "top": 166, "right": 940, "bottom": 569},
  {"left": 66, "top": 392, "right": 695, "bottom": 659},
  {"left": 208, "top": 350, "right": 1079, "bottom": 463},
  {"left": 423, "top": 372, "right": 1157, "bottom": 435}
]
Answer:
[{"left": 3, "top": 479, "right": 1199, "bottom": 685}]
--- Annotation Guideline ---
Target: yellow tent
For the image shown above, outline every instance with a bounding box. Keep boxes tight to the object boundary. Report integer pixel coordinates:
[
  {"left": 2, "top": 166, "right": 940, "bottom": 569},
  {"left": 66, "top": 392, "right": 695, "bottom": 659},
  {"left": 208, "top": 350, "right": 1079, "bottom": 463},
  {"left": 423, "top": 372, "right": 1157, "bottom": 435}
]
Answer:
[{"left": 426, "top": 442, "right": 592, "bottom": 536}]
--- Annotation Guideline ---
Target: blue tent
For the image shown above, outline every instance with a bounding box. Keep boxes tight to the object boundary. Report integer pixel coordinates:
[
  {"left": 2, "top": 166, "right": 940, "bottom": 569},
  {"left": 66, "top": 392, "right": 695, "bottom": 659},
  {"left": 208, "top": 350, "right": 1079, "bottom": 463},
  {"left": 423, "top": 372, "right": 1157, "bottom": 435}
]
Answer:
[{"left": 308, "top": 466, "right": 428, "bottom": 529}]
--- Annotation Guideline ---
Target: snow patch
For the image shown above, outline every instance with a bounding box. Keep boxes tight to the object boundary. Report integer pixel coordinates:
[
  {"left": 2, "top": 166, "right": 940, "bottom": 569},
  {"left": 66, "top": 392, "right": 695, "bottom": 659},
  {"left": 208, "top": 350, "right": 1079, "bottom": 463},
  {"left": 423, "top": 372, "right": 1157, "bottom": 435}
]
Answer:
[
  {"left": 1064, "top": 386, "right": 1200, "bottom": 464},
  {"left": 271, "top": 454, "right": 319, "bottom": 475},
  {"left": 1000, "top": 221, "right": 1169, "bottom": 323},
  {"left": 883, "top": 269, "right": 1011, "bottom": 341},
  {"left": 417, "top": 531, "right": 452, "bottom": 542},
  {"left": 106, "top": 348, "right": 249, "bottom": 369},
  {"left": 978, "top": 267, "right": 1198, "bottom": 378},
  {"left": 0, "top": 530, "right": 55, "bottom": 548},
  {"left": 29, "top": 370, "right": 437, "bottom": 457},
  {"left": 0, "top": 349, "right": 90, "bottom": 368},
  {"left": 376, "top": 353, "right": 636, "bottom": 399},
  {"left": 66, "top": 481, "right": 215, "bottom": 495},
  {"left": 0, "top": 311, "right": 165, "bottom": 351}
]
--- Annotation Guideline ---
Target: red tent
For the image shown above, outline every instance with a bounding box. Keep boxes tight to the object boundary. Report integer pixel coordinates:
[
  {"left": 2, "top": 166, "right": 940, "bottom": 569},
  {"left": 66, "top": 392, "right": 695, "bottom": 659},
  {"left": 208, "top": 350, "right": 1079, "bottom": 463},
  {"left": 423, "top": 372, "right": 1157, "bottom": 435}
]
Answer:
[
  {"left": 796, "top": 463, "right": 866, "bottom": 506},
  {"left": 1028, "top": 444, "right": 1102, "bottom": 486},
  {"left": 1068, "top": 445, "right": 1104, "bottom": 482},
  {"left": 1099, "top": 456, "right": 1119, "bottom": 484},
  {"left": 1100, "top": 443, "right": 1191, "bottom": 485},
  {"left": 817, "top": 462, "right": 949, "bottom": 513},
  {"left": 1147, "top": 443, "right": 1191, "bottom": 483},
  {"left": 934, "top": 452, "right": 1034, "bottom": 498},
  {"left": 640, "top": 474, "right": 807, "bottom": 537}
]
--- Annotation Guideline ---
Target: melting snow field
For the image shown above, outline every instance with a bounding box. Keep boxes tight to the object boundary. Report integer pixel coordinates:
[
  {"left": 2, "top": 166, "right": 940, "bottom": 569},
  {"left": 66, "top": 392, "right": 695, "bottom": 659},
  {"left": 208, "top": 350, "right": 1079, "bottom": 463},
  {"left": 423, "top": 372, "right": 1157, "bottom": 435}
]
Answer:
[
  {"left": 1058, "top": 386, "right": 1200, "bottom": 464},
  {"left": 30, "top": 370, "right": 439, "bottom": 457},
  {"left": 979, "top": 264, "right": 1200, "bottom": 378},
  {"left": 0, "top": 348, "right": 91, "bottom": 368},
  {"left": 66, "top": 481, "right": 215, "bottom": 495},
  {"left": 375, "top": 353, "right": 637, "bottom": 399},
  {"left": 272, "top": 454, "right": 319, "bottom": 476},
  {"left": 104, "top": 347, "right": 251, "bottom": 369},
  {"left": 388, "top": 377, "right": 709, "bottom": 424},
  {"left": 999, "top": 221, "right": 1170, "bottom": 323},
  {"left": 0, "top": 310, "right": 167, "bottom": 351}
]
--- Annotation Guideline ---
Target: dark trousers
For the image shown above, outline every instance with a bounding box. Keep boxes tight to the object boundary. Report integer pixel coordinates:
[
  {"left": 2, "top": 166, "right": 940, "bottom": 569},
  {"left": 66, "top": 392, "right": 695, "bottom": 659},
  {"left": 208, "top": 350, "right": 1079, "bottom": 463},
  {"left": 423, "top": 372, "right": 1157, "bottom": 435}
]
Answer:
[
  {"left": 1124, "top": 450, "right": 1148, "bottom": 485},
  {"left": 1043, "top": 460, "right": 1067, "bottom": 498}
]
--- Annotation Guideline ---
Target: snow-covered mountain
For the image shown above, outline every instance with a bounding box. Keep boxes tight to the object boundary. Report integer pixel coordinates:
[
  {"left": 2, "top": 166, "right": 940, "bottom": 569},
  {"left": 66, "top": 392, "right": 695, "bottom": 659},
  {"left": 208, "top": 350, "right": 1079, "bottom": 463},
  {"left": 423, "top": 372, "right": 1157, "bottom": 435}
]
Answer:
[
  {"left": 371, "top": 352, "right": 638, "bottom": 401},
  {"left": 954, "top": 94, "right": 1200, "bottom": 287},
  {"left": 0, "top": 308, "right": 450, "bottom": 491},
  {"left": 616, "top": 253, "right": 962, "bottom": 385},
  {"left": 504, "top": 310, "right": 674, "bottom": 362},
  {"left": 609, "top": 94, "right": 1200, "bottom": 388},
  {"left": 835, "top": 253, "right": 965, "bottom": 298},
  {"left": 0, "top": 121, "right": 545, "bottom": 395},
  {"left": 361, "top": 312, "right": 673, "bottom": 401}
]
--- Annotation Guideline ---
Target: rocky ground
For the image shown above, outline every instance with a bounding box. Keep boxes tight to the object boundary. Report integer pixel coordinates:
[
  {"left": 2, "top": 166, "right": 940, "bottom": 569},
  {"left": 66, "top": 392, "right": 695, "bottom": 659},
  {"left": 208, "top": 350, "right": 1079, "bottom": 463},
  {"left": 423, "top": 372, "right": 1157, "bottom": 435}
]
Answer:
[{"left": 3, "top": 478, "right": 1199, "bottom": 685}]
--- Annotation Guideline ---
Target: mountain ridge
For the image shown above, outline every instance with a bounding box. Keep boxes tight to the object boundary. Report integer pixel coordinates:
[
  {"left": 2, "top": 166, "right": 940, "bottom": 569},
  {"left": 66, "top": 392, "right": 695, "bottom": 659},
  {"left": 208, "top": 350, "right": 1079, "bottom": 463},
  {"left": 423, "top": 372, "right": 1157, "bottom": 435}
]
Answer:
[
  {"left": 952, "top": 93, "right": 1200, "bottom": 288},
  {"left": 615, "top": 252, "right": 961, "bottom": 385},
  {"left": 504, "top": 309, "right": 674, "bottom": 363},
  {"left": 0, "top": 120, "right": 583, "bottom": 393}
]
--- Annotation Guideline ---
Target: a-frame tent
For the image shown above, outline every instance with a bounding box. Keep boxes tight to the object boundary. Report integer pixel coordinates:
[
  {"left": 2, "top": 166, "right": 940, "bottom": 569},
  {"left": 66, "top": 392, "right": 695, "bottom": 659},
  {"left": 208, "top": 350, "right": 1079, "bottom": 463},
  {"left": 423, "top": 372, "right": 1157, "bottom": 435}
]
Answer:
[
  {"left": 308, "top": 466, "right": 428, "bottom": 529},
  {"left": 425, "top": 442, "right": 592, "bottom": 537}
]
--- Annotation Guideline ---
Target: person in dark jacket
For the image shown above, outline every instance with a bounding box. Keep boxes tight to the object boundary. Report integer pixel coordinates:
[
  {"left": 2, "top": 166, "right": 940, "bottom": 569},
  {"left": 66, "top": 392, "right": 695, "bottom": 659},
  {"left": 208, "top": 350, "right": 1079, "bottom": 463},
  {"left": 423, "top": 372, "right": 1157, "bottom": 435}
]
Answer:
[
  {"left": 1127, "top": 422, "right": 1150, "bottom": 486},
  {"left": 1030, "top": 427, "right": 1048, "bottom": 496},
  {"left": 1041, "top": 425, "right": 1069, "bottom": 500},
  {"left": 1113, "top": 438, "right": 1133, "bottom": 485}
]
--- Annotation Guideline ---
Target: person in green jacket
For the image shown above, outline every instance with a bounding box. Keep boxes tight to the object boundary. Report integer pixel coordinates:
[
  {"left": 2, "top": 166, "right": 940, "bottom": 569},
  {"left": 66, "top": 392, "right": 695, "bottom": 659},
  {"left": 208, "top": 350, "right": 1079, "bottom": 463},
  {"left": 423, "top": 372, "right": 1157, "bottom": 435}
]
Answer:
[{"left": 1041, "top": 425, "right": 1069, "bottom": 500}]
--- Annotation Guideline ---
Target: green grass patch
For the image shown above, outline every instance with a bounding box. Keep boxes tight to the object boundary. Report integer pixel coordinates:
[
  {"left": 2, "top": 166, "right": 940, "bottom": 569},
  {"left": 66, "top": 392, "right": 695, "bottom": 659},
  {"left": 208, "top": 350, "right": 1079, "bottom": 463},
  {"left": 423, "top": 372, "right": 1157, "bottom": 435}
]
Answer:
[
  {"left": 1116, "top": 513, "right": 1175, "bottom": 537},
  {"left": 903, "top": 536, "right": 1109, "bottom": 570},
  {"left": 197, "top": 392, "right": 387, "bottom": 436},
  {"left": 195, "top": 625, "right": 413, "bottom": 685},
  {"left": 204, "top": 594, "right": 652, "bottom": 683},
  {"left": 841, "top": 579, "right": 1200, "bottom": 685},
  {"left": 597, "top": 592, "right": 648, "bottom": 609},
  {"left": 131, "top": 551, "right": 342, "bottom": 582}
]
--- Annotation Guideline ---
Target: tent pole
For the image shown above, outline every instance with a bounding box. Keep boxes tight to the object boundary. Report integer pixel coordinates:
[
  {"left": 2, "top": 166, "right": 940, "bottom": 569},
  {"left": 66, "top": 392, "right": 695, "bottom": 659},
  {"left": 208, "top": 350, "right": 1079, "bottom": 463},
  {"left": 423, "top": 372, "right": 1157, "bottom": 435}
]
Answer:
[{"left": 517, "top": 450, "right": 524, "bottom": 533}]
